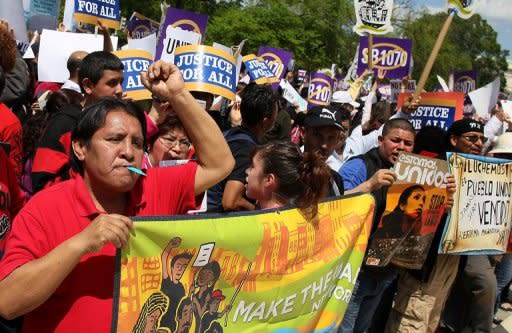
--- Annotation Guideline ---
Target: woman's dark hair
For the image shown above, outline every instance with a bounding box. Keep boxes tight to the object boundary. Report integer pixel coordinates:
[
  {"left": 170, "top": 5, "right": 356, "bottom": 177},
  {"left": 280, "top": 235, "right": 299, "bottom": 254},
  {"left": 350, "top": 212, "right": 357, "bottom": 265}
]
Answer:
[
  {"left": 148, "top": 112, "right": 186, "bottom": 148},
  {"left": 201, "top": 261, "right": 221, "bottom": 281},
  {"left": 45, "top": 89, "right": 83, "bottom": 114},
  {"left": 251, "top": 141, "right": 331, "bottom": 219},
  {"left": 413, "top": 125, "right": 448, "bottom": 159},
  {"left": 398, "top": 185, "right": 425, "bottom": 208},
  {"left": 22, "top": 89, "right": 83, "bottom": 159},
  {"left": 70, "top": 97, "right": 146, "bottom": 173},
  {"left": 0, "top": 65, "right": 5, "bottom": 96},
  {"left": 0, "top": 25, "right": 17, "bottom": 74}
]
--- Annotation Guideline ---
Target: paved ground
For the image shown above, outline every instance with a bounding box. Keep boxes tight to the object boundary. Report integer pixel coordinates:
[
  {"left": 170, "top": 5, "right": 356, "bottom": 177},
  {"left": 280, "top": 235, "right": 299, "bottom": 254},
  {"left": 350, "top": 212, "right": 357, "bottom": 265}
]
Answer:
[{"left": 494, "top": 306, "right": 512, "bottom": 332}]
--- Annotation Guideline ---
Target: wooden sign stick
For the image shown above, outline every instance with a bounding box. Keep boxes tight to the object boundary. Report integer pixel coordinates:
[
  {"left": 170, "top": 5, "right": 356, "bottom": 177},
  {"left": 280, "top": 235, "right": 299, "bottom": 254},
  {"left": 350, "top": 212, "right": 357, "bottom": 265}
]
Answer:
[{"left": 413, "top": 10, "right": 456, "bottom": 100}]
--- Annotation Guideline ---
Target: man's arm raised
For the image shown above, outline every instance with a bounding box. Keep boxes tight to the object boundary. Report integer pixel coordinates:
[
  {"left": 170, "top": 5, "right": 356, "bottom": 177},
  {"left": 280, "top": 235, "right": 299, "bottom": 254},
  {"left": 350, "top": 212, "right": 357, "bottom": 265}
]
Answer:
[{"left": 141, "top": 61, "right": 235, "bottom": 195}]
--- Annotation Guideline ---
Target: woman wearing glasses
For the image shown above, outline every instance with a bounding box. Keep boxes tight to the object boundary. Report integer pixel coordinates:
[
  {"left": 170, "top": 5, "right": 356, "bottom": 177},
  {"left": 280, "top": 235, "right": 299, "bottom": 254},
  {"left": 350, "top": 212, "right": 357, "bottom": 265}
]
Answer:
[{"left": 145, "top": 112, "right": 193, "bottom": 168}]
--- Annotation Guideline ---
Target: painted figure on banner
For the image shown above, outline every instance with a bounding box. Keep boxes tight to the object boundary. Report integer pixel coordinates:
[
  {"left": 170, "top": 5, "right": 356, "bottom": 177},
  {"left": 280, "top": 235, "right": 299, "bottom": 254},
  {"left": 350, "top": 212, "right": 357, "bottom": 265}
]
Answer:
[
  {"left": 132, "top": 292, "right": 169, "bottom": 333},
  {"left": 198, "top": 290, "right": 231, "bottom": 333},
  {"left": 190, "top": 261, "right": 222, "bottom": 333},
  {"left": 160, "top": 237, "right": 193, "bottom": 332}
]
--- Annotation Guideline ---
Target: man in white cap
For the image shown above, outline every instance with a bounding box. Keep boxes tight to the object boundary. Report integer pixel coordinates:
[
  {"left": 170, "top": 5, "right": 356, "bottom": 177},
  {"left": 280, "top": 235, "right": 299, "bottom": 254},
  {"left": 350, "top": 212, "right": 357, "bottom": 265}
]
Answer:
[{"left": 331, "top": 90, "right": 360, "bottom": 115}]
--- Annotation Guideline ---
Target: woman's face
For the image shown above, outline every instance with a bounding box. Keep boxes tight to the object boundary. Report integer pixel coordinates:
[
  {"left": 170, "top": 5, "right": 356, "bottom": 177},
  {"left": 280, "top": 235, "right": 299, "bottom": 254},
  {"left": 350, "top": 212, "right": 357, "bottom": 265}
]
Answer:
[
  {"left": 245, "top": 153, "right": 269, "bottom": 202},
  {"left": 402, "top": 189, "right": 426, "bottom": 218},
  {"left": 198, "top": 268, "right": 215, "bottom": 286},
  {"left": 150, "top": 127, "right": 191, "bottom": 163}
]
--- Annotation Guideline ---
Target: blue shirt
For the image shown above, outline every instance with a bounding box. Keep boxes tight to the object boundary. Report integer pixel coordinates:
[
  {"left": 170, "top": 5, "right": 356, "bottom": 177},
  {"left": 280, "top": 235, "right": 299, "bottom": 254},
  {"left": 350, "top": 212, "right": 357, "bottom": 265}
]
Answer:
[{"left": 339, "top": 158, "right": 367, "bottom": 191}]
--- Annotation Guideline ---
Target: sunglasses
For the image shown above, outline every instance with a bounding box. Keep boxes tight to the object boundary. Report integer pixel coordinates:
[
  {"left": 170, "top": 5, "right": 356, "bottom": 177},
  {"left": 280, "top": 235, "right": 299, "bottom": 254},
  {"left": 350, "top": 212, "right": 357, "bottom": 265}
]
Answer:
[{"left": 461, "top": 135, "right": 487, "bottom": 144}]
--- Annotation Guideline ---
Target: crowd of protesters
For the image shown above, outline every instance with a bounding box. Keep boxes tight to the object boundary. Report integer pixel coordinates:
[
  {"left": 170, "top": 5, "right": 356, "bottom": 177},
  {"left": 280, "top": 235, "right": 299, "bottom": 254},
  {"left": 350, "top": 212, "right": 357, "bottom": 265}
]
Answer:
[{"left": 0, "top": 16, "right": 512, "bottom": 333}]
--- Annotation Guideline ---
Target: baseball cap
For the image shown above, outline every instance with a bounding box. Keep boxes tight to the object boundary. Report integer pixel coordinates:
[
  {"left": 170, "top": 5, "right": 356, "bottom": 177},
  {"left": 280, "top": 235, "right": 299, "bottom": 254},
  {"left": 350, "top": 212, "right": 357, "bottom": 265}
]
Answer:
[
  {"left": 304, "top": 106, "right": 345, "bottom": 130},
  {"left": 331, "top": 90, "right": 360, "bottom": 108},
  {"left": 212, "top": 289, "right": 226, "bottom": 300},
  {"left": 447, "top": 118, "right": 484, "bottom": 137}
]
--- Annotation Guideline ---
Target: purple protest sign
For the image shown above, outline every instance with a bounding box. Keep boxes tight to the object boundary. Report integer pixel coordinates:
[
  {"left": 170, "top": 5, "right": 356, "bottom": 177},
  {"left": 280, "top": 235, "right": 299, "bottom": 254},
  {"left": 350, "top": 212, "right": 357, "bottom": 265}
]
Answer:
[
  {"left": 357, "top": 36, "right": 412, "bottom": 79},
  {"left": 307, "top": 72, "right": 334, "bottom": 109},
  {"left": 257, "top": 46, "right": 293, "bottom": 88},
  {"left": 155, "top": 7, "right": 208, "bottom": 61},
  {"left": 242, "top": 54, "right": 274, "bottom": 84},
  {"left": 126, "top": 18, "right": 152, "bottom": 39},
  {"left": 454, "top": 70, "right": 477, "bottom": 94}
]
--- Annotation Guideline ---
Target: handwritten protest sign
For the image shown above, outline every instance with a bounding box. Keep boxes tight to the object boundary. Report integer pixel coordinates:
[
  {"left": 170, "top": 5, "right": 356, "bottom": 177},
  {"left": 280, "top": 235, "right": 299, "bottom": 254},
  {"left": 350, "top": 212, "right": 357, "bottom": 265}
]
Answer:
[
  {"left": 257, "top": 46, "right": 293, "bottom": 88},
  {"left": 112, "top": 194, "right": 374, "bottom": 332},
  {"left": 73, "top": 0, "right": 120, "bottom": 29},
  {"left": 440, "top": 153, "right": 512, "bottom": 255},
  {"left": 113, "top": 50, "right": 152, "bottom": 101},
  {"left": 357, "top": 36, "right": 412, "bottom": 79},
  {"left": 155, "top": 7, "right": 208, "bottom": 61},
  {"left": 397, "top": 92, "right": 464, "bottom": 131},
  {"left": 454, "top": 70, "right": 477, "bottom": 94},
  {"left": 353, "top": 0, "right": 394, "bottom": 35},
  {"left": 174, "top": 45, "right": 237, "bottom": 101},
  {"left": 307, "top": 72, "right": 334, "bottom": 109},
  {"left": 241, "top": 54, "right": 274, "bottom": 84},
  {"left": 365, "top": 152, "right": 449, "bottom": 269}
]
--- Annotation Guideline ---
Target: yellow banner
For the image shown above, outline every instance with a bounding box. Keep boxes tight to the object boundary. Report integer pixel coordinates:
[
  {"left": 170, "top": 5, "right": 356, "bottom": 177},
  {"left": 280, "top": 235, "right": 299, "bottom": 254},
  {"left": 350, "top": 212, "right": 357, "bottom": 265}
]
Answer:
[{"left": 112, "top": 194, "right": 374, "bottom": 332}]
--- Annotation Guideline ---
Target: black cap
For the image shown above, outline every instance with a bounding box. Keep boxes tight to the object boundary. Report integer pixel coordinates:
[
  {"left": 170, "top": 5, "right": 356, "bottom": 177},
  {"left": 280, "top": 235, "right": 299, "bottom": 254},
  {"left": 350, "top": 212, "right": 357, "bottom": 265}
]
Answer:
[
  {"left": 447, "top": 118, "right": 484, "bottom": 137},
  {"left": 304, "top": 105, "right": 345, "bottom": 130}
]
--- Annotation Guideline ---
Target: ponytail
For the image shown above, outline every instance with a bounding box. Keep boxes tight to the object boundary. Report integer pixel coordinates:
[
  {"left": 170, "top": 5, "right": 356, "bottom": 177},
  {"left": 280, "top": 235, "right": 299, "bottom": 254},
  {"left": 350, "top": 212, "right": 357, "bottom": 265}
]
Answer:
[
  {"left": 297, "top": 151, "right": 331, "bottom": 220},
  {"left": 252, "top": 142, "right": 331, "bottom": 220}
]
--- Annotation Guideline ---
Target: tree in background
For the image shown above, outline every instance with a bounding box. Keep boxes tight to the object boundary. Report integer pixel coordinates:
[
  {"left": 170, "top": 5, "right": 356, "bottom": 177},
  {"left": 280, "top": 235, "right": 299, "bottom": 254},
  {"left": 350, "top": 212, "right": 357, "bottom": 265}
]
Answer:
[{"left": 400, "top": 11, "right": 509, "bottom": 90}]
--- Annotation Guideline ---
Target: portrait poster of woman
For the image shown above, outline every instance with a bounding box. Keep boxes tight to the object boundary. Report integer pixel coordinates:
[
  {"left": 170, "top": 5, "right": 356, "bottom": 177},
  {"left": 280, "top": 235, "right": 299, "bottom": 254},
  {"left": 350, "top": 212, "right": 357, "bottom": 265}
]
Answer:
[{"left": 365, "top": 153, "right": 449, "bottom": 269}]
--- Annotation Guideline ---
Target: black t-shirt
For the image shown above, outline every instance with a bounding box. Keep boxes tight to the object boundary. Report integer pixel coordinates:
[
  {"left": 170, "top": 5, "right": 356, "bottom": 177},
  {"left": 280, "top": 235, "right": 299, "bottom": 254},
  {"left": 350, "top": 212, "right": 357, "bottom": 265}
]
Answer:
[
  {"left": 207, "top": 127, "right": 258, "bottom": 212},
  {"left": 160, "top": 278, "right": 186, "bottom": 331},
  {"left": 200, "top": 312, "right": 221, "bottom": 332}
]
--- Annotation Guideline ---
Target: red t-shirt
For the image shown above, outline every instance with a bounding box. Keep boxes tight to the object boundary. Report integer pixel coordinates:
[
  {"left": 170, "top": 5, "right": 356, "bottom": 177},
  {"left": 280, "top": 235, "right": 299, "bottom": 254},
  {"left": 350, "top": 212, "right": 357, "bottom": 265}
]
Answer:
[
  {"left": 0, "top": 148, "right": 25, "bottom": 260},
  {"left": 0, "top": 162, "right": 198, "bottom": 333},
  {"left": 0, "top": 103, "right": 23, "bottom": 180}
]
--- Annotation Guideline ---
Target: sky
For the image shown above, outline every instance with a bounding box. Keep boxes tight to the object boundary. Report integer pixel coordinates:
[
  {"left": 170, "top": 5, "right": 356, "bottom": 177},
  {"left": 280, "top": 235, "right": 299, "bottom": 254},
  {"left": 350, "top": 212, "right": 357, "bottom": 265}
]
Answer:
[{"left": 418, "top": 0, "right": 511, "bottom": 60}]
